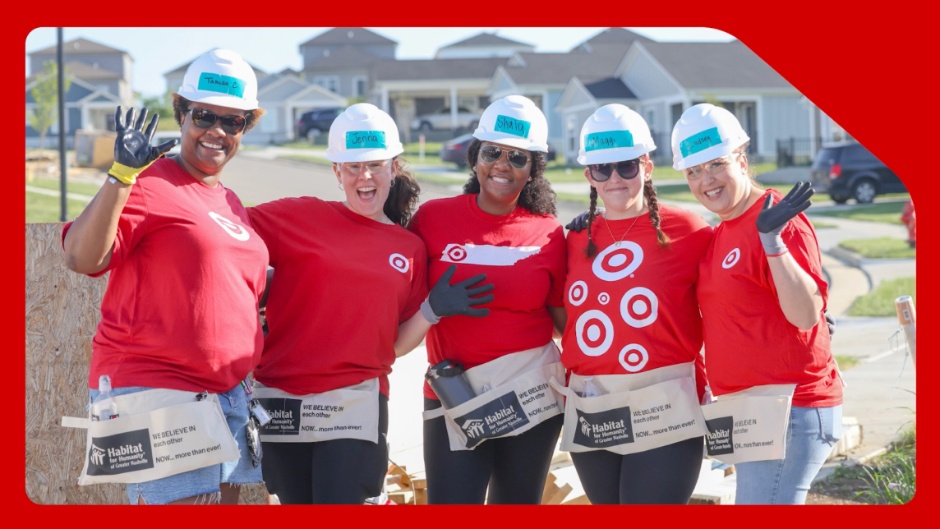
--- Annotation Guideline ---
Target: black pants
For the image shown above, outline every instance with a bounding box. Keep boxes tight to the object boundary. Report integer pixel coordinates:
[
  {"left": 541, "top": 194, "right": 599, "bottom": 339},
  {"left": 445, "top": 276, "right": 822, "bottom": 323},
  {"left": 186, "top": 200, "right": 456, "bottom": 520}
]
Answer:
[
  {"left": 571, "top": 436, "right": 704, "bottom": 504},
  {"left": 423, "top": 397, "right": 563, "bottom": 504},
  {"left": 262, "top": 394, "right": 389, "bottom": 504}
]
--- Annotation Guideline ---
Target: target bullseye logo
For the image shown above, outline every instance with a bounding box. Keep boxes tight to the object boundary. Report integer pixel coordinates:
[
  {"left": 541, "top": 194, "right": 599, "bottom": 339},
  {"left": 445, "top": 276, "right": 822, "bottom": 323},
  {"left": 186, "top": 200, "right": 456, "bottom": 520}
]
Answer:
[
  {"left": 598, "top": 292, "right": 610, "bottom": 305},
  {"left": 620, "top": 287, "right": 657, "bottom": 328},
  {"left": 575, "top": 310, "right": 613, "bottom": 357},
  {"left": 388, "top": 253, "right": 410, "bottom": 273},
  {"left": 592, "top": 241, "right": 643, "bottom": 281},
  {"left": 568, "top": 280, "right": 588, "bottom": 306},
  {"left": 619, "top": 344, "right": 649, "bottom": 372},
  {"left": 208, "top": 212, "right": 250, "bottom": 241},
  {"left": 722, "top": 248, "right": 741, "bottom": 269},
  {"left": 445, "top": 244, "right": 468, "bottom": 262}
]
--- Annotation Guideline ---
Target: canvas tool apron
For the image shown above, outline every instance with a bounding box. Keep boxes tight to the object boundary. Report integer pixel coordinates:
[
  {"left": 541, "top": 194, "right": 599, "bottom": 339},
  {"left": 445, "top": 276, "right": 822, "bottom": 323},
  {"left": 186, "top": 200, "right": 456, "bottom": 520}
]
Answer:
[
  {"left": 63, "top": 388, "right": 238, "bottom": 485},
  {"left": 423, "top": 342, "right": 564, "bottom": 451},
  {"left": 253, "top": 378, "right": 380, "bottom": 444},
  {"left": 551, "top": 362, "right": 708, "bottom": 455},
  {"left": 700, "top": 383, "right": 797, "bottom": 464}
]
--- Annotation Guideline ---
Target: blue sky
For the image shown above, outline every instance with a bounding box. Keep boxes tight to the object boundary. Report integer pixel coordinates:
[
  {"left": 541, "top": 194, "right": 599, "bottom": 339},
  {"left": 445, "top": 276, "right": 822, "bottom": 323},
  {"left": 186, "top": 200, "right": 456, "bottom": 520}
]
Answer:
[{"left": 24, "top": 27, "right": 733, "bottom": 98}]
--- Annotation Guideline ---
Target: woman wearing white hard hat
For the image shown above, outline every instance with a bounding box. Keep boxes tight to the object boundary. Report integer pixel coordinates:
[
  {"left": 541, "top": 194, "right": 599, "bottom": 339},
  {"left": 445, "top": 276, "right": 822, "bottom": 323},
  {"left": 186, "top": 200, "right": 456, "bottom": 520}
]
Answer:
[
  {"left": 407, "top": 95, "right": 567, "bottom": 504},
  {"left": 62, "top": 48, "right": 269, "bottom": 504},
  {"left": 246, "top": 103, "right": 493, "bottom": 504},
  {"left": 557, "top": 104, "right": 714, "bottom": 504},
  {"left": 671, "top": 103, "right": 842, "bottom": 504}
]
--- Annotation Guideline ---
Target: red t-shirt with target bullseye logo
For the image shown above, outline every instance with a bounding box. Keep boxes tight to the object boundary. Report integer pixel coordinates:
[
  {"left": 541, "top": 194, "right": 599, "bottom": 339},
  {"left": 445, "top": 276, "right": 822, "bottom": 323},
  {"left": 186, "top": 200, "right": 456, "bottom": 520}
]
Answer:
[
  {"left": 248, "top": 197, "right": 428, "bottom": 398},
  {"left": 408, "top": 194, "right": 567, "bottom": 400},
  {"left": 697, "top": 189, "right": 842, "bottom": 408},
  {"left": 561, "top": 205, "right": 713, "bottom": 401}
]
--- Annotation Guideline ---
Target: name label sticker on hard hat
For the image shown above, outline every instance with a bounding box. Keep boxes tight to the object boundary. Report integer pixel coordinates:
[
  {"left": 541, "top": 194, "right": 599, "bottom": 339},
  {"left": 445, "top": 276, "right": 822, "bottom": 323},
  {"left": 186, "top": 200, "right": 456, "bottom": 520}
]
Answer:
[
  {"left": 197, "top": 73, "right": 246, "bottom": 98},
  {"left": 494, "top": 115, "right": 531, "bottom": 138},
  {"left": 680, "top": 127, "right": 722, "bottom": 157},
  {"left": 585, "top": 131, "right": 634, "bottom": 152},
  {"left": 346, "top": 130, "right": 387, "bottom": 149}
]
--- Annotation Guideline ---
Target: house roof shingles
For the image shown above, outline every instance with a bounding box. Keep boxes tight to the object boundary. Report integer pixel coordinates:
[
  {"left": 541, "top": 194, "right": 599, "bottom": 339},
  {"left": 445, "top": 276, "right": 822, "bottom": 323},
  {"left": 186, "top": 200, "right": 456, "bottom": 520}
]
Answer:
[
  {"left": 439, "top": 32, "right": 535, "bottom": 50},
  {"left": 375, "top": 57, "right": 509, "bottom": 81},
  {"left": 642, "top": 41, "right": 791, "bottom": 89},
  {"left": 30, "top": 37, "right": 128, "bottom": 57},
  {"left": 300, "top": 27, "right": 396, "bottom": 47},
  {"left": 584, "top": 77, "right": 636, "bottom": 100},
  {"left": 503, "top": 45, "right": 630, "bottom": 85}
]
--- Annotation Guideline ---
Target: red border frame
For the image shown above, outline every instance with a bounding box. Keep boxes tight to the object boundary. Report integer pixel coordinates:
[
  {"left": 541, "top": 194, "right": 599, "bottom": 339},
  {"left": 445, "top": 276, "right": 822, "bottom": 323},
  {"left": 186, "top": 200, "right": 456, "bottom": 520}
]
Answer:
[{"left": 10, "top": 4, "right": 929, "bottom": 523}]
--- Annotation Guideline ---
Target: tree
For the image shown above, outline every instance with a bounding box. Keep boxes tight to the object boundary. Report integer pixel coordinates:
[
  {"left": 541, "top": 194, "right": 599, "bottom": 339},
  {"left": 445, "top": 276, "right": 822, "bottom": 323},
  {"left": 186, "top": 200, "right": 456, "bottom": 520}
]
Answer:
[
  {"left": 28, "top": 61, "right": 71, "bottom": 149},
  {"left": 138, "top": 89, "right": 174, "bottom": 126}
]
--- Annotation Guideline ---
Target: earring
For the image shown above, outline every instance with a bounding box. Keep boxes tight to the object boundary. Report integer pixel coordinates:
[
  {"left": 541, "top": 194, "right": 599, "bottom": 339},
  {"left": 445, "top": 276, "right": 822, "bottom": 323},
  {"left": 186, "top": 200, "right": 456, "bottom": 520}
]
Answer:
[
  {"left": 337, "top": 182, "right": 343, "bottom": 190},
  {"left": 390, "top": 178, "right": 397, "bottom": 186}
]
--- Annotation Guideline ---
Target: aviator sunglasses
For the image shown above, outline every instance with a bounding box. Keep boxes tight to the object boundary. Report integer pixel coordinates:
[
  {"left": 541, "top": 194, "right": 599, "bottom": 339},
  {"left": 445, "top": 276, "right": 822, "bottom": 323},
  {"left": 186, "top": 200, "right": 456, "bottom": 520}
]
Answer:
[
  {"left": 190, "top": 107, "right": 247, "bottom": 135},
  {"left": 480, "top": 144, "right": 530, "bottom": 169},
  {"left": 588, "top": 159, "right": 642, "bottom": 182}
]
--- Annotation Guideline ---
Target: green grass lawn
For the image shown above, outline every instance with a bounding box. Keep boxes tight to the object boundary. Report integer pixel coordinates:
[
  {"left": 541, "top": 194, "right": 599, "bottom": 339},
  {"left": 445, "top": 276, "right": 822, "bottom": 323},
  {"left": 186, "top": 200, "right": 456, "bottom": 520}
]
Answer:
[
  {"left": 848, "top": 277, "right": 916, "bottom": 317},
  {"left": 838, "top": 237, "right": 915, "bottom": 259},
  {"left": 812, "top": 201, "right": 905, "bottom": 225}
]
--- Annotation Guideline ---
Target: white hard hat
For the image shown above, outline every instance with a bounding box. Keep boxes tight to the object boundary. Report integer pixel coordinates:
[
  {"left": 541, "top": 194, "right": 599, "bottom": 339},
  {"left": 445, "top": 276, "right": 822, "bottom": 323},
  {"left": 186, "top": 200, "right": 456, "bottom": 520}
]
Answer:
[
  {"left": 473, "top": 95, "right": 548, "bottom": 153},
  {"left": 670, "top": 103, "right": 749, "bottom": 170},
  {"left": 578, "top": 104, "right": 656, "bottom": 165},
  {"left": 176, "top": 49, "right": 259, "bottom": 111},
  {"left": 326, "top": 103, "right": 404, "bottom": 163}
]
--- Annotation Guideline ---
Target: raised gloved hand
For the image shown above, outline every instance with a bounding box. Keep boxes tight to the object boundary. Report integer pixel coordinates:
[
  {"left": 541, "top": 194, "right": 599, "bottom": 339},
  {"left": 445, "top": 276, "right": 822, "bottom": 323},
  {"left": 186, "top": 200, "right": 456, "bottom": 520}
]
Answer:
[
  {"left": 825, "top": 310, "right": 836, "bottom": 336},
  {"left": 420, "top": 264, "right": 495, "bottom": 324},
  {"left": 108, "top": 106, "right": 179, "bottom": 185},
  {"left": 756, "top": 181, "right": 813, "bottom": 256},
  {"left": 565, "top": 210, "right": 595, "bottom": 232}
]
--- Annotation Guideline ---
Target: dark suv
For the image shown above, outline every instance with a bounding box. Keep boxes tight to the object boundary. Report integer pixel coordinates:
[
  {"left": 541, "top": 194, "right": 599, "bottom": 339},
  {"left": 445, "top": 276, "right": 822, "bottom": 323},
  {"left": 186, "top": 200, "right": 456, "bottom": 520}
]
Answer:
[
  {"left": 296, "top": 107, "right": 343, "bottom": 139},
  {"left": 810, "top": 142, "right": 904, "bottom": 204}
]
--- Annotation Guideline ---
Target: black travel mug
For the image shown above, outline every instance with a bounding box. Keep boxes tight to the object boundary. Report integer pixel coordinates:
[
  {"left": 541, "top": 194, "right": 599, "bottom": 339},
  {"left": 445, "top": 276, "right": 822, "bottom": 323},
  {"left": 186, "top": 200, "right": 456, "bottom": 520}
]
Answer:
[{"left": 425, "top": 360, "right": 477, "bottom": 409}]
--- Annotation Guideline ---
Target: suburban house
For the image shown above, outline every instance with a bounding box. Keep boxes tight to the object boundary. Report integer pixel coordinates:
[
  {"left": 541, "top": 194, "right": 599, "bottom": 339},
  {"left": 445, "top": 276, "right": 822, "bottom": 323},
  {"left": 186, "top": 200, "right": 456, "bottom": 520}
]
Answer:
[
  {"left": 26, "top": 29, "right": 846, "bottom": 161},
  {"left": 298, "top": 27, "right": 396, "bottom": 99},
  {"left": 26, "top": 38, "right": 135, "bottom": 147}
]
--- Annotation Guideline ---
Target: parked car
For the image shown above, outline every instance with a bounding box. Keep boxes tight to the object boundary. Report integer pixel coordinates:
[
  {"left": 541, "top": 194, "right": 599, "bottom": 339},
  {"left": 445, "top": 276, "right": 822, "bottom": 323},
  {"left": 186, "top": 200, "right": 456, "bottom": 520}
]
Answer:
[
  {"left": 411, "top": 107, "right": 481, "bottom": 131},
  {"left": 296, "top": 107, "right": 343, "bottom": 140},
  {"left": 810, "top": 142, "right": 905, "bottom": 204},
  {"left": 440, "top": 133, "right": 557, "bottom": 168},
  {"left": 151, "top": 130, "right": 181, "bottom": 156}
]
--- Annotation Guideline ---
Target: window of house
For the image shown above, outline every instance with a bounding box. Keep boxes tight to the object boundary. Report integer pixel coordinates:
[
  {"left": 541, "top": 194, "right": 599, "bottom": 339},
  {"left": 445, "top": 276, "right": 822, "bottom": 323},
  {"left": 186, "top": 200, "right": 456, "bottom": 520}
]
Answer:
[
  {"left": 314, "top": 76, "right": 339, "bottom": 93},
  {"left": 354, "top": 77, "right": 367, "bottom": 97}
]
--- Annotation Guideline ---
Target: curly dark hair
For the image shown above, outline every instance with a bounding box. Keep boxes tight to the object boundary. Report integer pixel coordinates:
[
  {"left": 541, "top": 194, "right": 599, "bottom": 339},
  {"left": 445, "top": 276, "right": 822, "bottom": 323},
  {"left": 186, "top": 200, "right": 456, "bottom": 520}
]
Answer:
[
  {"left": 384, "top": 157, "right": 421, "bottom": 227},
  {"left": 462, "top": 139, "right": 556, "bottom": 216},
  {"left": 171, "top": 94, "right": 266, "bottom": 133}
]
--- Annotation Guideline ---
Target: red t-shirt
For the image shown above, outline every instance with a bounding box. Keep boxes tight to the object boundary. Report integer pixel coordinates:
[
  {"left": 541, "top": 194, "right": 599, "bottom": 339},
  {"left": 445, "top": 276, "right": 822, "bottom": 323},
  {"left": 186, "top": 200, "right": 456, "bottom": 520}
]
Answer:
[
  {"left": 562, "top": 205, "right": 713, "bottom": 400},
  {"left": 62, "top": 158, "right": 269, "bottom": 393},
  {"left": 248, "top": 198, "right": 428, "bottom": 397},
  {"left": 408, "top": 194, "right": 567, "bottom": 399},
  {"left": 697, "top": 189, "right": 842, "bottom": 407}
]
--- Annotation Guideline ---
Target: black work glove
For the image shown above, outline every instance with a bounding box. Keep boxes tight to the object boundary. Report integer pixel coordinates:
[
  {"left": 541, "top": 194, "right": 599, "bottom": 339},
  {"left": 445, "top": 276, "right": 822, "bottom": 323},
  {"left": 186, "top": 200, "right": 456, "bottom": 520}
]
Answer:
[
  {"left": 108, "top": 106, "right": 179, "bottom": 184},
  {"left": 565, "top": 210, "right": 593, "bottom": 232},
  {"left": 825, "top": 310, "right": 835, "bottom": 336},
  {"left": 420, "top": 264, "right": 495, "bottom": 323},
  {"left": 756, "top": 181, "right": 814, "bottom": 256}
]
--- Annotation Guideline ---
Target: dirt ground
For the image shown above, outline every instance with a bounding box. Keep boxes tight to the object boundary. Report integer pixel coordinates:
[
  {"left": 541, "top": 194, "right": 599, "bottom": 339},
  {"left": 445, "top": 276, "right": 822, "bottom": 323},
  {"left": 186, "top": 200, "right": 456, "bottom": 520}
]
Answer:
[{"left": 806, "top": 471, "right": 869, "bottom": 505}]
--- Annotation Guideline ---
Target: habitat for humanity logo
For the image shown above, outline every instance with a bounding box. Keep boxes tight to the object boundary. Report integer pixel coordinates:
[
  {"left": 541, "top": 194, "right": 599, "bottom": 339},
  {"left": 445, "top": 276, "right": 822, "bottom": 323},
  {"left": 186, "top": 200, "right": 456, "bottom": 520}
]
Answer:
[
  {"left": 572, "top": 407, "right": 633, "bottom": 448},
  {"left": 87, "top": 429, "right": 154, "bottom": 476},
  {"left": 455, "top": 392, "right": 529, "bottom": 449},
  {"left": 705, "top": 416, "right": 734, "bottom": 456}
]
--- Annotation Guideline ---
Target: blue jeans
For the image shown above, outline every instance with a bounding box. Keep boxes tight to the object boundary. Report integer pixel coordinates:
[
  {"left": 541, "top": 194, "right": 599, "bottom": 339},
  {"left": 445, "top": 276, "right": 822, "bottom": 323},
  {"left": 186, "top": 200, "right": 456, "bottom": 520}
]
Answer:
[
  {"left": 89, "top": 383, "right": 263, "bottom": 504},
  {"left": 734, "top": 405, "right": 842, "bottom": 504}
]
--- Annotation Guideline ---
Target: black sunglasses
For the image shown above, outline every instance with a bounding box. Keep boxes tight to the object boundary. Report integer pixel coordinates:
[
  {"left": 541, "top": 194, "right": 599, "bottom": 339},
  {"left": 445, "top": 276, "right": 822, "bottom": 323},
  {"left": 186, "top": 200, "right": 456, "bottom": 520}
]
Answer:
[
  {"left": 588, "top": 159, "right": 642, "bottom": 182},
  {"left": 190, "top": 107, "right": 247, "bottom": 135},
  {"left": 480, "top": 144, "right": 530, "bottom": 169}
]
